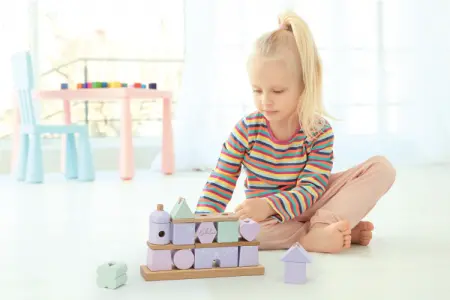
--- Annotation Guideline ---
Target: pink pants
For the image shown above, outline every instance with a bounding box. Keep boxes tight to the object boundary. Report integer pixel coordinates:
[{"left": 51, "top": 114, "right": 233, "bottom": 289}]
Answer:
[{"left": 256, "top": 155, "right": 396, "bottom": 250}]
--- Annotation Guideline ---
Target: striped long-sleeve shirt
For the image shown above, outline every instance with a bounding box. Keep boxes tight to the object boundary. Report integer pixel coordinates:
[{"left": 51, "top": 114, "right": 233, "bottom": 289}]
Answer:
[{"left": 196, "top": 111, "right": 334, "bottom": 222}]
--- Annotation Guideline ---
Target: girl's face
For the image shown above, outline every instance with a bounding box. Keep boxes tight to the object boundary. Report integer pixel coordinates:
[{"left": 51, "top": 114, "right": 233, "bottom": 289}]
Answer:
[{"left": 248, "top": 54, "right": 302, "bottom": 124}]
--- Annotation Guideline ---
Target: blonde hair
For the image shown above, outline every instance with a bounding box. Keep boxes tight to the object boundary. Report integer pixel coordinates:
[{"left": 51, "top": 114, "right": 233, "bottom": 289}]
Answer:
[{"left": 251, "top": 11, "right": 331, "bottom": 140}]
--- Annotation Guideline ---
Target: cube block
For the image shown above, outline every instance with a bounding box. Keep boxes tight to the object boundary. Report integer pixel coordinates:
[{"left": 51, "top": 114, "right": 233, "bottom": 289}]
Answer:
[
  {"left": 172, "top": 223, "right": 195, "bottom": 245},
  {"left": 217, "top": 221, "right": 239, "bottom": 243}
]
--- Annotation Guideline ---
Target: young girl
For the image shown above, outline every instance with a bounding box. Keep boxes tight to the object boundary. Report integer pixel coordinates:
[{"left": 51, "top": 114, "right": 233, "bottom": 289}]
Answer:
[{"left": 195, "top": 11, "right": 396, "bottom": 254}]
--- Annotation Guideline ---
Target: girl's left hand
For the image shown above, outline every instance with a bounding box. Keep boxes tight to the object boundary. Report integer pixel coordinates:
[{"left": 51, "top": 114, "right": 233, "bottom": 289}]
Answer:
[{"left": 234, "top": 198, "right": 275, "bottom": 222}]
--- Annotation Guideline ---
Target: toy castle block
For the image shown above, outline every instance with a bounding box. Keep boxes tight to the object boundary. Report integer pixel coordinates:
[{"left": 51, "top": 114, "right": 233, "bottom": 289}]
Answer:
[
  {"left": 196, "top": 221, "right": 217, "bottom": 243},
  {"left": 171, "top": 197, "right": 196, "bottom": 245},
  {"left": 97, "top": 261, "right": 128, "bottom": 289},
  {"left": 148, "top": 204, "right": 171, "bottom": 245},
  {"left": 239, "top": 218, "right": 260, "bottom": 241},
  {"left": 141, "top": 199, "right": 265, "bottom": 281},
  {"left": 281, "top": 242, "right": 312, "bottom": 284}
]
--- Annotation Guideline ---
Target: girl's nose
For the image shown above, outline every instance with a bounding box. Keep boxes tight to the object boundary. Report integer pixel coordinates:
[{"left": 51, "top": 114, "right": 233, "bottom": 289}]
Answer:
[{"left": 261, "top": 94, "right": 273, "bottom": 105}]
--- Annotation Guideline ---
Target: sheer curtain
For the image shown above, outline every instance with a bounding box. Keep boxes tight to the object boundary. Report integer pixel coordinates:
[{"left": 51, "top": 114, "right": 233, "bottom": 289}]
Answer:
[
  {"left": 151, "top": 0, "right": 450, "bottom": 172},
  {"left": 0, "top": 0, "right": 32, "bottom": 163}
]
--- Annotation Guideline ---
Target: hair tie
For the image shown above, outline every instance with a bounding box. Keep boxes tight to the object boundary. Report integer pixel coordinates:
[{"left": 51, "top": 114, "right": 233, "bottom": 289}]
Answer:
[{"left": 279, "top": 21, "right": 291, "bottom": 31}]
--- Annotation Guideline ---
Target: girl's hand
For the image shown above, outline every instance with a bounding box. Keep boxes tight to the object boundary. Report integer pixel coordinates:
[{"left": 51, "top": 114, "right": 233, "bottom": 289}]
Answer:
[{"left": 234, "top": 198, "right": 276, "bottom": 222}]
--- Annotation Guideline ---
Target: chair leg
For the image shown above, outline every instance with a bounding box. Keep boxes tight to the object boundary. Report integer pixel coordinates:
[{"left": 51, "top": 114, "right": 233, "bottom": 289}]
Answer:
[
  {"left": 77, "top": 130, "right": 95, "bottom": 182},
  {"left": 64, "top": 133, "right": 78, "bottom": 179},
  {"left": 25, "top": 134, "right": 44, "bottom": 183},
  {"left": 16, "top": 133, "right": 29, "bottom": 181}
]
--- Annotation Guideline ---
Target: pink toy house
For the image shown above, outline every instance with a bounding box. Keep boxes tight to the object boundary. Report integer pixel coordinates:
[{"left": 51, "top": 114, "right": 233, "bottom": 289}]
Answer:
[{"left": 281, "top": 242, "right": 312, "bottom": 284}]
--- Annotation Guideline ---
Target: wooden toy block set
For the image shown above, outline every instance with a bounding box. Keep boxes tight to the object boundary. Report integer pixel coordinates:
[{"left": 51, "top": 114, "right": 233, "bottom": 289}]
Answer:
[
  {"left": 140, "top": 197, "right": 266, "bottom": 281},
  {"left": 60, "top": 82, "right": 157, "bottom": 90},
  {"left": 98, "top": 197, "right": 313, "bottom": 289}
]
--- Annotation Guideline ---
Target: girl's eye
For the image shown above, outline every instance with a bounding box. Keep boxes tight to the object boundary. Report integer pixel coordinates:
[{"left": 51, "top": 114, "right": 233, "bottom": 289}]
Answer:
[
  {"left": 253, "top": 90, "right": 262, "bottom": 94},
  {"left": 273, "top": 90, "right": 285, "bottom": 94}
]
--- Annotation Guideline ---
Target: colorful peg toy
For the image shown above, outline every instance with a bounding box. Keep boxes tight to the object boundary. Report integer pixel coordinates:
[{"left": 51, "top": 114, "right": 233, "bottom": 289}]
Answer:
[
  {"left": 140, "top": 197, "right": 265, "bottom": 281},
  {"left": 61, "top": 82, "right": 157, "bottom": 90}
]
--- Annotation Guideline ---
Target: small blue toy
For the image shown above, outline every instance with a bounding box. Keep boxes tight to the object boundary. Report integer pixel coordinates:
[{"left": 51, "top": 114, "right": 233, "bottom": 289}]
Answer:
[{"left": 96, "top": 261, "right": 128, "bottom": 289}]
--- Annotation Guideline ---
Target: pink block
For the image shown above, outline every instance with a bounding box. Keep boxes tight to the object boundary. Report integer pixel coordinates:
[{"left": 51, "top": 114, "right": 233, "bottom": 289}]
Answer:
[
  {"left": 196, "top": 222, "right": 217, "bottom": 243},
  {"left": 147, "top": 249, "right": 172, "bottom": 271},
  {"left": 239, "top": 218, "right": 260, "bottom": 241},
  {"left": 238, "top": 246, "right": 259, "bottom": 267},
  {"left": 172, "top": 249, "right": 194, "bottom": 270}
]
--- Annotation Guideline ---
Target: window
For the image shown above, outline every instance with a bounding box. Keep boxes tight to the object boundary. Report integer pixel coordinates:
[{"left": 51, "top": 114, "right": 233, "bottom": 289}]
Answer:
[{"left": 0, "top": 0, "right": 185, "bottom": 140}]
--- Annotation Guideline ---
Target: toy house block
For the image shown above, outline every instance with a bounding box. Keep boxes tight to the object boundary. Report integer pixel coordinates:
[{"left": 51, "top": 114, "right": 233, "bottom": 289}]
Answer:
[
  {"left": 149, "top": 204, "right": 171, "bottom": 245},
  {"left": 217, "top": 220, "right": 239, "bottom": 242},
  {"left": 172, "top": 249, "right": 195, "bottom": 270},
  {"left": 172, "top": 223, "right": 195, "bottom": 245},
  {"left": 96, "top": 261, "right": 127, "bottom": 289},
  {"left": 239, "top": 218, "right": 260, "bottom": 241},
  {"left": 194, "top": 247, "right": 238, "bottom": 269},
  {"left": 147, "top": 248, "right": 173, "bottom": 271},
  {"left": 196, "top": 222, "right": 217, "bottom": 243},
  {"left": 170, "top": 197, "right": 195, "bottom": 221},
  {"left": 238, "top": 246, "right": 259, "bottom": 267},
  {"left": 281, "top": 242, "right": 312, "bottom": 284}
]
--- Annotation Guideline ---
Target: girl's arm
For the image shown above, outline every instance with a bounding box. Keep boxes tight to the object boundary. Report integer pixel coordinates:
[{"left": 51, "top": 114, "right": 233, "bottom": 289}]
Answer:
[
  {"left": 264, "top": 124, "right": 334, "bottom": 222},
  {"left": 196, "top": 117, "right": 249, "bottom": 213}
]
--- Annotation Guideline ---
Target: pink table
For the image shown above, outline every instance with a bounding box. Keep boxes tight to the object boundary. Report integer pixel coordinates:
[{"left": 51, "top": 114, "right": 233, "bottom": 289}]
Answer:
[{"left": 11, "top": 88, "right": 175, "bottom": 180}]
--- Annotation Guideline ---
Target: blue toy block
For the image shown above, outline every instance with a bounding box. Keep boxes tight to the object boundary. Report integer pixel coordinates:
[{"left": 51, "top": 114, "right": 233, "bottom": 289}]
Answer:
[
  {"left": 61, "top": 83, "right": 69, "bottom": 89},
  {"left": 101, "top": 82, "right": 108, "bottom": 88},
  {"left": 96, "top": 261, "right": 128, "bottom": 289},
  {"left": 148, "top": 83, "right": 157, "bottom": 89}
]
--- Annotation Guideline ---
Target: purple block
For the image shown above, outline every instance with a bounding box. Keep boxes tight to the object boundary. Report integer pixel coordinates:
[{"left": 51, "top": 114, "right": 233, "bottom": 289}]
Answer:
[
  {"left": 172, "top": 223, "right": 195, "bottom": 245},
  {"left": 147, "top": 249, "right": 173, "bottom": 271},
  {"left": 172, "top": 249, "right": 194, "bottom": 270},
  {"left": 149, "top": 222, "right": 171, "bottom": 245},
  {"left": 196, "top": 222, "right": 217, "bottom": 243},
  {"left": 284, "top": 262, "right": 307, "bottom": 284},
  {"left": 194, "top": 247, "right": 238, "bottom": 269},
  {"left": 149, "top": 204, "right": 171, "bottom": 245},
  {"left": 239, "top": 218, "right": 260, "bottom": 241},
  {"left": 238, "top": 246, "right": 259, "bottom": 267}
]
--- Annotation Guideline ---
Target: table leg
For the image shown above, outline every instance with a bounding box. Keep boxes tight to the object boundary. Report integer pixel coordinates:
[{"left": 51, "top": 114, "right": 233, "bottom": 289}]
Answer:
[
  {"left": 162, "top": 96, "right": 174, "bottom": 175},
  {"left": 61, "top": 99, "right": 72, "bottom": 173},
  {"left": 120, "top": 97, "right": 134, "bottom": 180}
]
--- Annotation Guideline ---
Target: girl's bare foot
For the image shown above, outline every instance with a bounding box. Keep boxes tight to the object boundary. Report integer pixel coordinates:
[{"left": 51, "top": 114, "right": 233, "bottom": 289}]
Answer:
[
  {"left": 351, "top": 221, "right": 374, "bottom": 246},
  {"left": 301, "top": 221, "right": 351, "bottom": 253}
]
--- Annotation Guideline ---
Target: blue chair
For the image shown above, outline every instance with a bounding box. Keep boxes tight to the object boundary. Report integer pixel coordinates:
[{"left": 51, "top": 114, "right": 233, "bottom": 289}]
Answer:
[{"left": 11, "top": 51, "right": 95, "bottom": 183}]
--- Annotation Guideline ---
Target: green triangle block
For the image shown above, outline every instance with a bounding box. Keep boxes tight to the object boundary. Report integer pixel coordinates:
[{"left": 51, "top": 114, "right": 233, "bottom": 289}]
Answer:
[{"left": 170, "top": 197, "right": 194, "bottom": 219}]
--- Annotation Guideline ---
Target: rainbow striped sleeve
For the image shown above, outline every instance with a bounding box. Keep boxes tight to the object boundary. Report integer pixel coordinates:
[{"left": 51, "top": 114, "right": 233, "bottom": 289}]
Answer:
[
  {"left": 265, "top": 124, "right": 334, "bottom": 222},
  {"left": 196, "top": 117, "right": 249, "bottom": 213}
]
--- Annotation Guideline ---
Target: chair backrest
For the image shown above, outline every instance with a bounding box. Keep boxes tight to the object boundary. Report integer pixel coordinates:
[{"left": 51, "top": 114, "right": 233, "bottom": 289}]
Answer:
[{"left": 11, "top": 51, "right": 37, "bottom": 127}]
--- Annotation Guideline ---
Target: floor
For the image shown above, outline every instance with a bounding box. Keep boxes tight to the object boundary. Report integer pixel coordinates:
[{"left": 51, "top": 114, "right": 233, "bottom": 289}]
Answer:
[{"left": 1, "top": 165, "right": 450, "bottom": 300}]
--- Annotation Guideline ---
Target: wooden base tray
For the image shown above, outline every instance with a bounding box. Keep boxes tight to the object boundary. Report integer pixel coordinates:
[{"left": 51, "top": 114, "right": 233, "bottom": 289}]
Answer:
[{"left": 140, "top": 265, "right": 265, "bottom": 281}]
